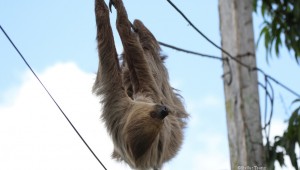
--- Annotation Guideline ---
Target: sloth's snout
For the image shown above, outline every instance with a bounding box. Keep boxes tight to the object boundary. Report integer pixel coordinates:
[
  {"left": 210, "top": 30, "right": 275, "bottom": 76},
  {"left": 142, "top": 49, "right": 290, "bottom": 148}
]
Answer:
[
  {"left": 158, "top": 106, "right": 168, "bottom": 119},
  {"left": 151, "top": 105, "right": 169, "bottom": 120}
]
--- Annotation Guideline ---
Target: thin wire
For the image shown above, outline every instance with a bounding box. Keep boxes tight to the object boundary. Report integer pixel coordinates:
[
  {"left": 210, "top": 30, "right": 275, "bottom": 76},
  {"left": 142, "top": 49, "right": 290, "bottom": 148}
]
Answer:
[
  {"left": 267, "top": 75, "right": 300, "bottom": 98},
  {"left": 166, "top": 0, "right": 255, "bottom": 71},
  {"left": 129, "top": 20, "right": 224, "bottom": 61},
  {"left": 165, "top": 0, "right": 231, "bottom": 57},
  {"left": 158, "top": 41, "right": 233, "bottom": 84},
  {"left": 0, "top": 25, "right": 107, "bottom": 170},
  {"left": 157, "top": 40, "right": 300, "bottom": 98},
  {"left": 158, "top": 41, "right": 225, "bottom": 61},
  {"left": 165, "top": 0, "right": 300, "bottom": 99},
  {"left": 254, "top": 68, "right": 300, "bottom": 98}
]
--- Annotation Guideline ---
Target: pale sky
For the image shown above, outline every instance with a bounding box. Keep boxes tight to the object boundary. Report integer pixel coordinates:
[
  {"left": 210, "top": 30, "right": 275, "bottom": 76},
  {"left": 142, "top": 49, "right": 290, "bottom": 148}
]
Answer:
[{"left": 1, "top": 0, "right": 299, "bottom": 170}]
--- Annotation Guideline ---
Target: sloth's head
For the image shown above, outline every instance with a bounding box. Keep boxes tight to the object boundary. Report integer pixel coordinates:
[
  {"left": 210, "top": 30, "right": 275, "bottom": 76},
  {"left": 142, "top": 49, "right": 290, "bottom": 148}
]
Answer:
[{"left": 124, "top": 101, "right": 169, "bottom": 160}]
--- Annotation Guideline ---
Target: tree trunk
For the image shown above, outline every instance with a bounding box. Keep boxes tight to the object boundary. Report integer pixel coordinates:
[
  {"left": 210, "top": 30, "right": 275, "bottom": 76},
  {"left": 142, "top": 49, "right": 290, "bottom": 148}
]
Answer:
[{"left": 218, "top": 0, "right": 266, "bottom": 169}]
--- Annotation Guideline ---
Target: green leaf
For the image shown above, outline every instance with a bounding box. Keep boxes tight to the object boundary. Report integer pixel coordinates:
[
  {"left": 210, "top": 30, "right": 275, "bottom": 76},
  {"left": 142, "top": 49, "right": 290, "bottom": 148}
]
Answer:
[
  {"left": 298, "top": 129, "right": 300, "bottom": 148},
  {"left": 253, "top": 0, "right": 257, "bottom": 13},
  {"left": 294, "top": 1, "right": 300, "bottom": 19},
  {"left": 253, "top": 0, "right": 300, "bottom": 63},
  {"left": 275, "top": 35, "right": 282, "bottom": 56},
  {"left": 276, "top": 152, "right": 285, "bottom": 167},
  {"left": 288, "top": 146, "right": 299, "bottom": 170},
  {"left": 264, "top": 27, "right": 270, "bottom": 49},
  {"left": 261, "top": 2, "right": 266, "bottom": 18},
  {"left": 288, "top": 110, "right": 298, "bottom": 127},
  {"left": 257, "top": 25, "right": 268, "bottom": 47}
]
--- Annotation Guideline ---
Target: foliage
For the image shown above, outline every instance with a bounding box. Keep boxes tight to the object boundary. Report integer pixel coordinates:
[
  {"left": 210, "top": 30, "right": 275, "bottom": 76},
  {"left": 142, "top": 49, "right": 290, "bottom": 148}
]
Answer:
[
  {"left": 253, "top": 0, "right": 300, "bottom": 62},
  {"left": 265, "top": 99, "right": 300, "bottom": 170},
  {"left": 252, "top": 1, "right": 300, "bottom": 168}
]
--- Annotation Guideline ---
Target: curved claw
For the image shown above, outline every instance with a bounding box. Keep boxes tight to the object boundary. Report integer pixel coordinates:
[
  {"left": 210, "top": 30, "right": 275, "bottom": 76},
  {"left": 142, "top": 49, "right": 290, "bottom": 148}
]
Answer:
[
  {"left": 130, "top": 22, "right": 138, "bottom": 32},
  {"left": 109, "top": 0, "right": 115, "bottom": 12}
]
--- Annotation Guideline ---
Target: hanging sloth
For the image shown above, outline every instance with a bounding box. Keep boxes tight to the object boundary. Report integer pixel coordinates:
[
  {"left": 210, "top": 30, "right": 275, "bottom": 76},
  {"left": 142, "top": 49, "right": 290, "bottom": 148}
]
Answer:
[{"left": 93, "top": 0, "right": 188, "bottom": 169}]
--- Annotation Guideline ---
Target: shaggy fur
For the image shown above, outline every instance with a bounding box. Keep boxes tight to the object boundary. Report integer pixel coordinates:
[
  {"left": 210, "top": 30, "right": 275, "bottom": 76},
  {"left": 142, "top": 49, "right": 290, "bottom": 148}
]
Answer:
[{"left": 93, "top": 0, "right": 188, "bottom": 169}]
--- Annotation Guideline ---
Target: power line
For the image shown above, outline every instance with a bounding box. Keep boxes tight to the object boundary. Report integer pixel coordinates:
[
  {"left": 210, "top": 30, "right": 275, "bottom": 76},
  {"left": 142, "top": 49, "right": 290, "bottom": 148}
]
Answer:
[
  {"left": 165, "top": 1, "right": 233, "bottom": 59},
  {"left": 164, "top": 0, "right": 300, "bottom": 99},
  {"left": 0, "top": 25, "right": 107, "bottom": 170},
  {"left": 158, "top": 40, "right": 300, "bottom": 98},
  {"left": 165, "top": 0, "right": 252, "bottom": 69},
  {"left": 254, "top": 68, "right": 300, "bottom": 98},
  {"left": 158, "top": 41, "right": 225, "bottom": 61}
]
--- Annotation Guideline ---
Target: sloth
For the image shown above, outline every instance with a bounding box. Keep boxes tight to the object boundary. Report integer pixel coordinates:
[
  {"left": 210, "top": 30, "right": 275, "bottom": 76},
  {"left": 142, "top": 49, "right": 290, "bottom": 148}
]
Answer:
[{"left": 93, "top": 0, "right": 188, "bottom": 169}]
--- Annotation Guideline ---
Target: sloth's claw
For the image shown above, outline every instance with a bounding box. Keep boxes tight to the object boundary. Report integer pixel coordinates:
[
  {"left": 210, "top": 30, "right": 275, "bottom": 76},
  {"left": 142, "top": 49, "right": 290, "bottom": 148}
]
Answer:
[{"left": 109, "top": 0, "right": 115, "bottom": 12}]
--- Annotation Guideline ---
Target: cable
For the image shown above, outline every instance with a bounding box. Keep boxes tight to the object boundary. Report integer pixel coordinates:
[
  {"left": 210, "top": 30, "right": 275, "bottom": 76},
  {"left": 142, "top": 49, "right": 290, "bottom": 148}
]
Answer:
[
  {"left": 165, "top": 1, "right": 233, "bottom": 58},
  {"left": 253, "top": 68, "right": 300, "bottom": 98},
  {"left": 0, "top": 25, "right": 107, "bottom": 170},
  {"left": 165, "top": 0, "right": 300, "bottom": 99},
  {"left": 157, "top": 40, "right": 300, "bottom": 98},
  {"left": 128, "top": 20, "right": 224, "bottom": 61},
  {"left": 158, "top": 41, "right": 225, "bottom": 61},
  {"left": 165, "top": 0, "right": 254, "bottom": 70}
]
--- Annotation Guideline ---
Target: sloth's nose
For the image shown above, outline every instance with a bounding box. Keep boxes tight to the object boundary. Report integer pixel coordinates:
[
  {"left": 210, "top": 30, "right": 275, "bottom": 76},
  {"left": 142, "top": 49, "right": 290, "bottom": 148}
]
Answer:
[
  {"left": 158, "top": 106, "right": 168, "bottom": 119},
  {"left": 150, "top": 105, "right": 169, "bottom": 120}
]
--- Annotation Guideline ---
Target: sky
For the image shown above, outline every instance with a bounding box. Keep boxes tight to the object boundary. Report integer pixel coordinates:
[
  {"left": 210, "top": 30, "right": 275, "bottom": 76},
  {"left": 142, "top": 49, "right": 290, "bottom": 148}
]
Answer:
[{"left": 1, "top": 0, "right": 300, "bottom": 170}]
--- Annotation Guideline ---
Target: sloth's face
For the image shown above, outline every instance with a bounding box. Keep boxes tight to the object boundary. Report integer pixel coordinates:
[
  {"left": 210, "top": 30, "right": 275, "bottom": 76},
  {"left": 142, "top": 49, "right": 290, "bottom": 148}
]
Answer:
[{"left": 124, "top": 101, "right": 169, "bottom": 160}]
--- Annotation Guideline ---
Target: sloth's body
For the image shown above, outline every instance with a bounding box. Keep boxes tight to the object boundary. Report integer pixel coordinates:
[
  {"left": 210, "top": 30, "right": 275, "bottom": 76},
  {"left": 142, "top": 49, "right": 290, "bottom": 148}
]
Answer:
[{"left": 93, "top": 0, "right": 188, "bottom": 169}]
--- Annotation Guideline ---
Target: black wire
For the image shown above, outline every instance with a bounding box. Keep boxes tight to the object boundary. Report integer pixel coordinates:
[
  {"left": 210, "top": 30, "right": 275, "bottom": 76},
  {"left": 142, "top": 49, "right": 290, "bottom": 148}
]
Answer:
[
  {"left": 254, "top": 68, "right": 300, "bottom": 98},
  {"left": 165, "top": 0, "right": 228, "bottom": 55},
  {"left": 128, "top": 20, "right": 224, "bottom": 61},
  {"left": 165, "top": 0, "right": 254, "bottom": 70},
  {"left": 165, "top": 0, "right": 300, "bottom": 99},
  {"left": 0, "top": 25, "right": 107, "bottom": 170},
  {"left": 158, "top": 41, "right": 225, "bottom": 61}
]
